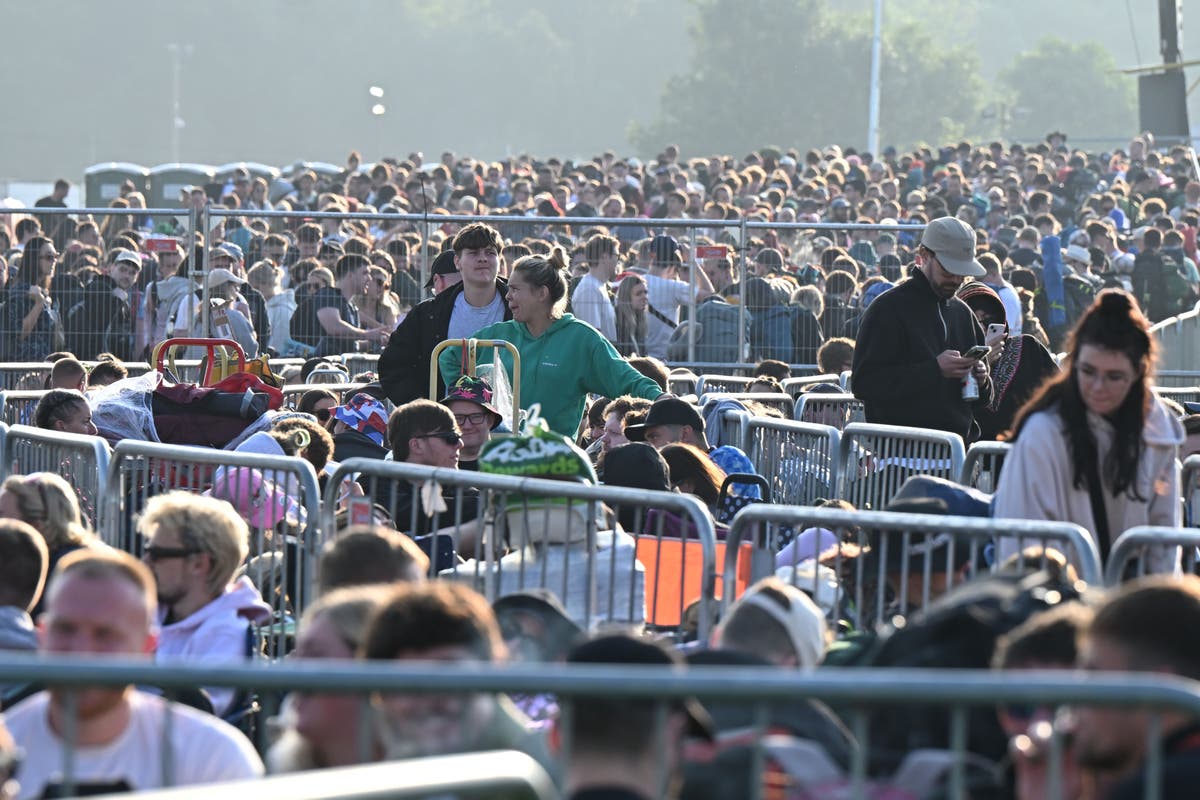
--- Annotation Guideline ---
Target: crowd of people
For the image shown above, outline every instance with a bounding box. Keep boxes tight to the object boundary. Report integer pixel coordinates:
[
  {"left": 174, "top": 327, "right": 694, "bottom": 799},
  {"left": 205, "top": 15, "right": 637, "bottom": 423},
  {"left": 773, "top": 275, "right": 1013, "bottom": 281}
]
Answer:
[{"left": 1, "top": 132, "right": 1200, "bottom": 799}]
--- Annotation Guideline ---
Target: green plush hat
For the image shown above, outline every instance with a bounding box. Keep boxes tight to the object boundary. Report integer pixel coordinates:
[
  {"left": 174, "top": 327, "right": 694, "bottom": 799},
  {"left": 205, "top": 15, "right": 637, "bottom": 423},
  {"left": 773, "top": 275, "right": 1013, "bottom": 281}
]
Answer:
[{"left": 479, "top": 407, "right": 597, "bottom": 484}]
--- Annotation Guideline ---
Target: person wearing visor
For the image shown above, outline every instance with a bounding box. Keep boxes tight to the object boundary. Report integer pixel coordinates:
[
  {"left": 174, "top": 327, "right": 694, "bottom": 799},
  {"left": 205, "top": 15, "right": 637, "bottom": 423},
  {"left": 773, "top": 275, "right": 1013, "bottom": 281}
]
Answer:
[{"left": 852, "top": 216, "right": 993, "bottom": 442}]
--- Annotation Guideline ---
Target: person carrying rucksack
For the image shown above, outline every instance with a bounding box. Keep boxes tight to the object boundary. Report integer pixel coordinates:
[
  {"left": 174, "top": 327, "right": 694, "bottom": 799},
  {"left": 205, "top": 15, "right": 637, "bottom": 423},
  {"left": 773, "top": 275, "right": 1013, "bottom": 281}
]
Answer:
[
  {"left": 743, "top": 276, "right": 823, "bottom": 365},
  {"left": 1133, "top": 227, "right": 1189, "bottom": 322}
]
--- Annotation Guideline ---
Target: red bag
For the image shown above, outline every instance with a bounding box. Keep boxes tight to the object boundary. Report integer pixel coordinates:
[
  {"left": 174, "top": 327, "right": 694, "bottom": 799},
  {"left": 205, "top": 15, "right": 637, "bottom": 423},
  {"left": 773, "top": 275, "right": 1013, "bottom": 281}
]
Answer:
[{"left": 211, "top": 372, "right": 285, "bottom": 410}]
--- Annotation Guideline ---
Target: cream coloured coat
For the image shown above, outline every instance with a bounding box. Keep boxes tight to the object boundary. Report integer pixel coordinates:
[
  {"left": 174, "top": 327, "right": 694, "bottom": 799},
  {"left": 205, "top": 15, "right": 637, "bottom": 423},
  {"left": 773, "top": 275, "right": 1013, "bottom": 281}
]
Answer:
[{"left": 993, "top": 397, "right": 1183, "bottom": 571}]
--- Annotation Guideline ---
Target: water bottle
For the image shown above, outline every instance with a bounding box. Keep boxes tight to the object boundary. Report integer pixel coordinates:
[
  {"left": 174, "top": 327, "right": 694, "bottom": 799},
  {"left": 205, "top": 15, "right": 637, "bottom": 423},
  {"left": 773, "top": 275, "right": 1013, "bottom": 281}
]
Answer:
[{"left": 962, "top": 372, "right": 980, "bottom": 401}]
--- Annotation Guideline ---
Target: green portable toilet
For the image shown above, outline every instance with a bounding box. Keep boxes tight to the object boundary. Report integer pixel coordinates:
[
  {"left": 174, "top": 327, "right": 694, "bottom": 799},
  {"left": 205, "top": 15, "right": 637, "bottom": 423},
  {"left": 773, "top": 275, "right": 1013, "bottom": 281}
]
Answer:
[
  {"left": 149, "top": 163, "right": 215, "bottom": 209},
  {"left": 84, "top": 163, "right": 149, "bottom": 208}
]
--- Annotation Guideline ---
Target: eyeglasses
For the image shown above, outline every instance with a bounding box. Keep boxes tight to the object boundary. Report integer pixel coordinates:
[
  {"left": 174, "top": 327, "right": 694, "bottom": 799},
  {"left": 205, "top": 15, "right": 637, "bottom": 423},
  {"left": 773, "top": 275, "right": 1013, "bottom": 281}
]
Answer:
[
  {"left": 314, "top": 407, "right": 332, "bottom": 422},
  {"left": 143, "top": 545, "right": 201, "bottom": 562},
  {"left": 453, "top": 412, "right": 490, "bottom": 427},
  {"left": 414, "top": 431, "right": 462, "bottom": 445}
]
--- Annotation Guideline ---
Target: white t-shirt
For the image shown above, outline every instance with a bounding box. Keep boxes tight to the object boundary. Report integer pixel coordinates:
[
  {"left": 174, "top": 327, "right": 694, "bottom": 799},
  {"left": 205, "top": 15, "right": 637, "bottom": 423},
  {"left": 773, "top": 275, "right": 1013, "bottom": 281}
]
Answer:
[
  {"left": 570, "top": 273, "right": 616, "bottom": 341},
  {"left": 447, "top": 290, "right": 505, "bottom": 341},
  {"left": 644, "top": 272, "right": 692, "bottom": 359},
  {"left": 6, "top": 690, "right": 263, "bottom": 799}
]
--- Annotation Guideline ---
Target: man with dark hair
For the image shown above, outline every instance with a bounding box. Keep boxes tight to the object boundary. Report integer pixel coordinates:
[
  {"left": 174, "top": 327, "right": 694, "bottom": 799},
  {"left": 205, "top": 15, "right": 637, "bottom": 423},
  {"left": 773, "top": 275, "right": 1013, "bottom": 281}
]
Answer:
[
  {"left": 4, "top": 550, "right": 262, "bottom": 795},
  {"left": 1132, "top": 227, "right": 1174, "bottom": 322},
  {"left": 644, "top": 234, "right": 714, "bottom": 360},
  {"left": 571, "top": 234, "right": 619, "bottom": 340},
  {"left": 561, "top": 634, "right": 714, "bottom": 800},
  {"left": 317, "top": 525, "right": 429, "bottom": 593},
  {"left": 362, "top": 582, "right": 551, "bottom": 769},
  {"left": 1075, "top": 576, "right": 1200, "bottom": 797},
  {"left": 34, "top": 179, "right": 69, "bottom": 209},
  {"left": 313, "top": 253, "right": 390, "bottom": 356},
  {"left": 852, "top": 216, "right": 991, "bottom": 441},
  {"left": 380, "top": 223, "right": 512, "bottom": 405},
  {"left": 753, "top": 359, "right": 791, "bottom": 381},
  {"left": 0, "top": 519, "right": 47, "bottom": 653},
  {"left": 47, "top": 357, "right": 85, "bottom": 391}
]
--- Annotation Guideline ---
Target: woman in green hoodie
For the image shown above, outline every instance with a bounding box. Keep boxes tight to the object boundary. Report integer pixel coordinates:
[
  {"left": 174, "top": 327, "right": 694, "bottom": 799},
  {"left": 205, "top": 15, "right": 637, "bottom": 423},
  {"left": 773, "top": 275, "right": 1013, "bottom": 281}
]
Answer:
[{"left": 439, "top": 247, "right": 663, "bottom": 437}]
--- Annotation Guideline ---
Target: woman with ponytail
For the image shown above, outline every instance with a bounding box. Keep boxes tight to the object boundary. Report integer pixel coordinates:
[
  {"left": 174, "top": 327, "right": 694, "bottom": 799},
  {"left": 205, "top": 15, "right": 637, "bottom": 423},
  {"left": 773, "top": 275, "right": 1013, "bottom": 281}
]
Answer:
[
  {"left": 439, "top": 247, "right": 663, "bottom": 437},
  {"left": 993, "top": 289, "right": 1183, "bottom": 568}
]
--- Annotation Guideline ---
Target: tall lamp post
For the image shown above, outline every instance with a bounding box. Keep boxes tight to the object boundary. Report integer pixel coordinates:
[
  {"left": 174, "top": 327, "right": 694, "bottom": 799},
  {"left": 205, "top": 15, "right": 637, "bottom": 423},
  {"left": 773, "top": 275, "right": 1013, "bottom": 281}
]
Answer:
[
  {"left": 167, "top": 43, "right": 193, "bottom": 163},
  {"left": 866, "top": 0, "right": 883, "bottom": 156}
]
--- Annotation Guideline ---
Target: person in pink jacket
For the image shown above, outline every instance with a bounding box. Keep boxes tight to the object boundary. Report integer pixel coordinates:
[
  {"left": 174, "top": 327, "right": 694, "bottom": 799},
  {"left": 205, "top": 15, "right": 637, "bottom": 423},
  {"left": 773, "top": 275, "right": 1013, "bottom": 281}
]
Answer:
[{"left": 993, "top": 289, "right": 1183, "bottom": 572}]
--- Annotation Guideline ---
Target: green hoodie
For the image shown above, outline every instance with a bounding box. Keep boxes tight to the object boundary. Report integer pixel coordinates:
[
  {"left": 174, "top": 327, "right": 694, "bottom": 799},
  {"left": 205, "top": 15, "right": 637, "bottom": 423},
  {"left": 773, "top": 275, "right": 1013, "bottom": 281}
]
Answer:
[{"left": 439, "top": 313, "right": 662, "bottom": 436}]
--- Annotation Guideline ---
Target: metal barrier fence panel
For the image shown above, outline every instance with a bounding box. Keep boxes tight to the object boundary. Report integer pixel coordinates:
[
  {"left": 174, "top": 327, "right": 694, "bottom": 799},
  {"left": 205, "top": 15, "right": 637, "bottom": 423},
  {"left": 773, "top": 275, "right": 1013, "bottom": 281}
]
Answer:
[
  {"left": 1185, "top": 455, "right": 1200, "bottom": 527},
  {"left": 1153, "top": 385, "right": 1200, "bottom": 404},
  {"left": 836, "top": 423, "right": 967, "bottom": 511},
  {"left": 780, "top": 373, "right": 842, "bottom": 400},
  {"left": 743, "top": 417, "right": 841, "bottom": 507},
  {"left": 700, "top": 391, "right": 794, "bottom": 419},
  {"left": 0, "top": 654, "right": 1192, "bottom": 800},
  {"left": 2, "top": 425, "right": 110, "bottom": 528},
  {"left": 280, "top": 383, "right": 367, "bottom": 410},
  {"left": 1106, "top": 526, "right": 1200, "bottom": 585},
  {"left": 7, "top": 207, "right": 200, "bottom": 363},
  {"left": 717, "top": 408, "right": 750, "bottom": 452},
  {"left": 1155, "top": 370, "right": 1200, "bottom": 388},
  {"left": 322, "top": 459, "right": 718, "bottom": 638},
  {"left": 102, "top": 441, "right": 322, "bottom": 657},
  {"left": 695, "top": 374, "right": 755, "bottom": 396},
  {"left": 0, "top": 389, "right": 47, "bottom": 426},
  {"left": 960, "top": 441, "right": 1013, "bottom": 493},
  {"left": 722, "top": 505, "right": 1102, "bottom": 633},
  {"left": 668, "top": 370, "right": 698, "bottom": 396},
  {"left": 0, "top": 363, "right": 53, "bottom": 391},
  {"left": 793, "top": 392, "right": 864, "bottom": 430}
]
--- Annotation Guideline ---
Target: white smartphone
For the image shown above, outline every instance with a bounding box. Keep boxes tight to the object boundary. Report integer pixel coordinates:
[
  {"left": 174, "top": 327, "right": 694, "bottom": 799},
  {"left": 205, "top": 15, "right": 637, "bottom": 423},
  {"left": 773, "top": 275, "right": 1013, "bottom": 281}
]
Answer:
[{"left": 986, "top": 323, "right": 1007, "bottom": 339}]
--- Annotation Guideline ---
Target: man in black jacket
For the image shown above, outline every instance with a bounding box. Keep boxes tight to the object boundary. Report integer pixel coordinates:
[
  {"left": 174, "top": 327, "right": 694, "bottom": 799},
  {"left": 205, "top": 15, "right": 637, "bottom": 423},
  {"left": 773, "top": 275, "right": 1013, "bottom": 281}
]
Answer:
[
  {"left": 65, "top": 249, "right": 141, "bottom": 360},
  {"left": 380, "top": 223, "right": 511, "bottom": 406},
  {"left": 852, "top": 216, "right": 992, "bottom": 442}
]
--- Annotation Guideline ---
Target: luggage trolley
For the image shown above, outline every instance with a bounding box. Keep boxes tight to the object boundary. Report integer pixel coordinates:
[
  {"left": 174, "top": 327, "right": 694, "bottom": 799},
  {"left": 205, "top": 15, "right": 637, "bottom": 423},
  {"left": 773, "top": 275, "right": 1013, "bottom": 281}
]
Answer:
[
  {"left": 152, "top": 337, "right": 246, "bottom": 386},
  {"left": 429, "top": 338, "right": 522, "bottom": 430}
]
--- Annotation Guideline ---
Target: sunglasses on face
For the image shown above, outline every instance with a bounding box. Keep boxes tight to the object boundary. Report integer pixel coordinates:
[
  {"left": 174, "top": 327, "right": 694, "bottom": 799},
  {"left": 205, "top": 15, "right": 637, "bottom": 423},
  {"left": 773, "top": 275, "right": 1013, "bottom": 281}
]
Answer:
[
  {"left": 315, "top": 408, "right": 332, "bottom": 422},
  {"left": 415, "top": 431, "right": 462, "bottom": 445},
  {"left": 143, "top": 544, "right": 201, "bottom": 562}
]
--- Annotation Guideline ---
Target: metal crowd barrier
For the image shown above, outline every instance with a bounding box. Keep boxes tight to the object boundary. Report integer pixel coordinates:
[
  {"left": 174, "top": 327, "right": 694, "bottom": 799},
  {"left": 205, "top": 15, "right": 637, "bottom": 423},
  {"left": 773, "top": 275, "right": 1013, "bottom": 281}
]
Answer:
[
  {"left": 1155, "top": 369, "right": 1200, "bottom": 387},
  {"left": 108, "top": 753, "right": 556, "bottom": 800},
  {"left": 0, "top": 362, "right": 53, "bottom": 390},
  {"left": 780, "top": 373, "right": 842, "bottom": 399},
  {"left": 280, "top": 382, "right": 367, "bottom": 410},
  {"left": 675, "top": 362, "right": 822, "bottom": 378},
  {"left": 1154, "top": 385, "right": 1200, "bottom": 404},
  {"left": 722, "top": 505, "right": 1101, "bottom": 631},
  {"left": 716, "top": 408, "right": 750, "bottom": 451},
  {"left": 695, "top": 374, "right": 756, "bottom": 396},
  {"left": 342, "top": 353, "right": 381, "bottom": 379},
  {"left": 323, "top": 459, "right": 718, "bottom": 638},
  {"left": 837, "top": 423, "right": 967, "bottom": 511},
  {"left": 742, "top": 416, "right": 841, "bottom": 507},
  {"left": 700, "top": 391, "right": 794, "bottom": 419},
  {"left": 102, "top": 441, "right": 322, "bottom": 657},
  {"left": 960, "top": 441, "right": 1012, "bottom": 493},
  {"left": 0, "top": 389, "right": 47, "bottom": 426},
  {"left": 793, "top": 392, "right": 864, "bottom": 430},
  {"left": 668, "top": 369, "right": 699, "bottom": 396},
  {"left": 0, "top": 654, "right": 1193, "bottom": 800},
  {"left": 1185, "top": 455, "right": 1200, "bottom": 527},
  {"left": 1, "top": 425, "right": 111, "bottom": 528},
  {"left": 1105, "top": 527, "right": 1200, "bottom": 585}
]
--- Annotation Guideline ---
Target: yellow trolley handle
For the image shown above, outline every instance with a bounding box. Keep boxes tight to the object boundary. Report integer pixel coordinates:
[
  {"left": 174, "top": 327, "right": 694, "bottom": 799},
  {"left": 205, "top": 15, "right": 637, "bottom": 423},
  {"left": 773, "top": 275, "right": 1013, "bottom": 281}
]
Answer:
[{"left": 429, "top": 338, "right": 522, "bottom": 418}]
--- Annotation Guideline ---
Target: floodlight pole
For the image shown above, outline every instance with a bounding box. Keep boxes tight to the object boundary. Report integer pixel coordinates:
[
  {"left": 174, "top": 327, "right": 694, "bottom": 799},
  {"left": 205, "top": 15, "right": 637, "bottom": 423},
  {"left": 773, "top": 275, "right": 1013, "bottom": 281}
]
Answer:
[{"left": 867, "top": 0, "right": 883, "bottom": 156}]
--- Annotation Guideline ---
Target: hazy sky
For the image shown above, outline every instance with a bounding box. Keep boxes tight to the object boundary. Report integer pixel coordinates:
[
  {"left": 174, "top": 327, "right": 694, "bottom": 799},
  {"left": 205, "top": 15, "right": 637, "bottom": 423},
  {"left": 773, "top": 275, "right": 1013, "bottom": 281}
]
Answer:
[{"left": 1, "top": 0, "right": 1196, "bottom": 183}]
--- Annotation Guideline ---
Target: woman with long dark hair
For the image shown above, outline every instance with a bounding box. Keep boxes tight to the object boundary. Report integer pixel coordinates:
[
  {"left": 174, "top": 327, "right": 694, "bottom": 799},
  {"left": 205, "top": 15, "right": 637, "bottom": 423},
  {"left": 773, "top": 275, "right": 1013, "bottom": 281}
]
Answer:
[
  {"left": 993, "top": 289, "right": 1183, "bottom": 565},
  {"left": 2, "top": 235, "right": 64, "bottom": 360}
]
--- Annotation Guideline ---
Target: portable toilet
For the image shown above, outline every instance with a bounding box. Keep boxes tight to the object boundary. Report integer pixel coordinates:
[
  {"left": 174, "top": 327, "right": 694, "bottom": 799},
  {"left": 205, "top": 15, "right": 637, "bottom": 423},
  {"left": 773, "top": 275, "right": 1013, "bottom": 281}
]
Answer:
[
  {"left": 215, "top": 161, "right": 281, "bottom": 189},
  {"left": 149, "top": 163, "right": 215, "bottom": 209},
  {"left": 84, "top": 163, "right": 149, "bottom": 208}
]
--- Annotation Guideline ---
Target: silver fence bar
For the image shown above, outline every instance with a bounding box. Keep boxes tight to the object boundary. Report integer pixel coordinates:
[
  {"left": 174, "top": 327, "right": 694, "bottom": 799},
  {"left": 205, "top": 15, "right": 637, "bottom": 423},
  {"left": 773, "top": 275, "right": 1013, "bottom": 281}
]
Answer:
[
  {"left": 837, "top": 422, "right": 967, "bottom": 511},
  {"left": 960, "top": 441, "right": 1013, "bottom": 493},
  {"left": 695, "top": 374, "right": 755, "bottom": 396},
  {"left": 0, "top": 389, "right": 46, "bottom": 426},
  {"left": 793, "top": 392, "right": 864, "bottom": 430},
  {"left": 1106, "top": 526, "right": 1200, "bottom": 585},
  {"left": 323, "top": 458, "right": 718, "bottom": 638},
  {"left": 667, "top": 369, "right": 698, "bottom": 396},
  {"left": 1155, "top": 370, "right": 1200, "bottom": 387},
  {"left": 1, "top": 424, "right": 110, "bottom": 528},
  {"left": 1154, "top": 385, "right": 1200, "bottom": 403},
  {"left": 102, "top": 440, "right": 322, "bottom": 657},
  {"left": 781, "top": 374, "right": 842, "bottom": 400},
  {"left": 674, "top": 362, "right": 822, "bottom": 377},
  {"left": 0, "top": 362, "right": 53, "bottom": 391},
  {"left": 280, "top": 382, "right": 366, "bottom": 409},
  {"left": 721, "top": 505, "right": 1102, "bottom": 631},
  {"left": 1185, "top": 455, "right": 1200, "bottom": 527},
  {"left": 342, "top": 353, "right": 381, "bottom": 379},
  {"left": 742, "top": 417, "right": 841, "bottom": 507},
  {"left": 718, "top": 408, "right": 750, "bottom": 452},
  {"left": 701, "top": 391, "right": 794, "bottom": 419},
  {"left": 106, "top": 752, "right": 557, "bottom": 800}
]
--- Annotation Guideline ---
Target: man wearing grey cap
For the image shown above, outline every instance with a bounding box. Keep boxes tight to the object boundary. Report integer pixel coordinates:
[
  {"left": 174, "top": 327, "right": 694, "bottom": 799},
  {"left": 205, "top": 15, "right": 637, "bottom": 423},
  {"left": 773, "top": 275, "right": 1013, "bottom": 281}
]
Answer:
[
  {"left": 64, "top": 248, "right": 142, "bottom": 360},
  {"left": 851, "top": 216, "right": 992, "bottom": 442}
]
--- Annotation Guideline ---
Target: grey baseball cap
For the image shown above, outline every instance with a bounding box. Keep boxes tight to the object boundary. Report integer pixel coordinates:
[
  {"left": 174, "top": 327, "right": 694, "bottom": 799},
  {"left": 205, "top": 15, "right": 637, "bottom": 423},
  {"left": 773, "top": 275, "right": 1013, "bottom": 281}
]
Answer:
[{"left": 919, "top": 217, "right": 985, "bottom": 277}]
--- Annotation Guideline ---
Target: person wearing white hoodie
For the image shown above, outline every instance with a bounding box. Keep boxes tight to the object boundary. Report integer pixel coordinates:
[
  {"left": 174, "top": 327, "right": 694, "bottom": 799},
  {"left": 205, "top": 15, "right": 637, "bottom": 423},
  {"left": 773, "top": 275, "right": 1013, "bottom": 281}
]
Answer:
[{"left": 139, "top": 491, "right": 271, "bottom": 717}]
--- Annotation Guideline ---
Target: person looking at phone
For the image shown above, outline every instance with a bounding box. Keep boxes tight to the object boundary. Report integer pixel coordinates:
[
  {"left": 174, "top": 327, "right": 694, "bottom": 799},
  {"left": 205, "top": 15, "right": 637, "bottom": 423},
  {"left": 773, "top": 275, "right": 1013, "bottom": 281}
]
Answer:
[
  {"left": 852, "top": 216, "right": 993, "bottom": 442},
  {"left": 957, "top": 278, "right": 1058, "bottom": 440}
]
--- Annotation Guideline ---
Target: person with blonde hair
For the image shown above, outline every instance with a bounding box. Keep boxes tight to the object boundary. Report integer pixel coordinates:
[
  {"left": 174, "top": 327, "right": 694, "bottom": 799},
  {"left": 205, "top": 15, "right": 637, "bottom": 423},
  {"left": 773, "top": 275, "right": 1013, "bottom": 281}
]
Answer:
[
  {"left": 353, "top": 265, "right": 401, "bottom": 332},
  {"left": 613, "top": 273, "right": 649, "bottom": 356},
  {"left": 247, "top": 259, "right": 296, "bottom": 356},
  {"left": 0, "top": 472, "right": 96, "bottom": 586},
  {"left": 266, "top": 585, "right": 392, "bottom": 772},
  {"left": 139, "top": 491, "right": 271, "bottom": 716},
  {"left": 439, "top": 247, "right": 663, "bottom": 436}
]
